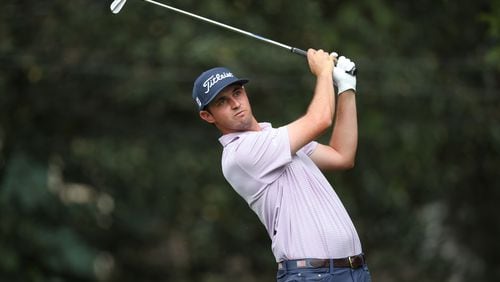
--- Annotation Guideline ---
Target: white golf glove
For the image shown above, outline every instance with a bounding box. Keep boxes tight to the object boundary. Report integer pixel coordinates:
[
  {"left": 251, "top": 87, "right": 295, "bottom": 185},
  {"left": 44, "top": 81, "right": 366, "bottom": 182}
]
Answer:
[{"left": 331, "top": 53, "right": 356, "bottom": 94}]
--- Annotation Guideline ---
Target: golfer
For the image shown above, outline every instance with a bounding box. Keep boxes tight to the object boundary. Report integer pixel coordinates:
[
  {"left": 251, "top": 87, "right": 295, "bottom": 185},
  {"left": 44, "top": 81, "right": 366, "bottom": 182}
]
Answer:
[{"left": 192, "top": 49, "right": 371, "bottom": 282}]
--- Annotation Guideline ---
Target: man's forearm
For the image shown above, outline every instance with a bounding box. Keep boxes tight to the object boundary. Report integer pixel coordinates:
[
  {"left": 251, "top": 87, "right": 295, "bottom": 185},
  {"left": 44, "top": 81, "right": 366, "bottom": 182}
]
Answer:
[
  {"left": 329, "top": 91, "right": 358, "bottom": 165},
  {"left": 287, "top": 50, "right": 335, "bottom": 155},
  {"left": 307, "top": 71, "right": 335, "bottom": 123}
]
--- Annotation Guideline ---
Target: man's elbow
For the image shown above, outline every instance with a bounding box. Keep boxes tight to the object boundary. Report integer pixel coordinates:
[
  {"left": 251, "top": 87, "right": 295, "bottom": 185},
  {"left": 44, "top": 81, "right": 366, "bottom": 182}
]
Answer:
[
  {"left": 345, "top": 159, "right": 355, "bottom": 170},
  {"left": 307, "top": 110, "right": 333, "bottom": 132},
  {"left": 340, "top": 157, "right": 355, "bottom": 170},
  {"left": 325, "top": 160, "right": 354, "bottom": 171},
  {"left": 314, "top": 114, "right": 333, "bottom": 132}
]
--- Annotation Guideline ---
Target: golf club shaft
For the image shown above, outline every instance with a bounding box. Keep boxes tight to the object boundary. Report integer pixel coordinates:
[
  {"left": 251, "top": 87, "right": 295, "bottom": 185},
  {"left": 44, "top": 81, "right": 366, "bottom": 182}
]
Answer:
[
  {"left": 114, "top": 0, "right": 356, "bottom": 75},
  {"left": 143, "top": 0, "right": 308, "bottom": 56}
]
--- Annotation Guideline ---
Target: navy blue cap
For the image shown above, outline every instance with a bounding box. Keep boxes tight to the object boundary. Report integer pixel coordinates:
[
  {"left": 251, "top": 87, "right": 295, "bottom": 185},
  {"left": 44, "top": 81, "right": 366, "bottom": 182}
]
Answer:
[{"left": 192, "top": 67, "right": 249, "bottom": 111}]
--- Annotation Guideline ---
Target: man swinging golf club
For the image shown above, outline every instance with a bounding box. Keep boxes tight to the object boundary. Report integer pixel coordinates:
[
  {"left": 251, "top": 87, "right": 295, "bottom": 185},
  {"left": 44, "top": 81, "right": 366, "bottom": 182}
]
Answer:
[
  {"left": 111, "top": 1, "right": 367, "bottom": 280},
  {"left": 192, "top": 49, "right": 371, "bottom": 282}
]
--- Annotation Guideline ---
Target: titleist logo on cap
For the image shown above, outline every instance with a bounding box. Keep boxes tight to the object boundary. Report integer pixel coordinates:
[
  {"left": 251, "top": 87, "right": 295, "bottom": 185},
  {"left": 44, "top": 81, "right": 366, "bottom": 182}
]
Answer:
[{"left": 203, "top": 72, "right": 234, "bottom": 94}]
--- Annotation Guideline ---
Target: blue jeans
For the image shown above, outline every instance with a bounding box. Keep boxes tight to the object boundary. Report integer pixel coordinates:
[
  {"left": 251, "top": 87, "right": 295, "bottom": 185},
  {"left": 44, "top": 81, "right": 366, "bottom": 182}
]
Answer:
[{"left": 276, "top": 264, "right": 372, "bottom": 282}]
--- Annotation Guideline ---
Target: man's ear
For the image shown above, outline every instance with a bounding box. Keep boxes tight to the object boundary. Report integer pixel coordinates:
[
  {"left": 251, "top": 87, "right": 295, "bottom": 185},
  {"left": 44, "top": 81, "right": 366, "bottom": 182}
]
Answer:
[{"left": 199, "top": 110, "right": 215, "bottom": 124}]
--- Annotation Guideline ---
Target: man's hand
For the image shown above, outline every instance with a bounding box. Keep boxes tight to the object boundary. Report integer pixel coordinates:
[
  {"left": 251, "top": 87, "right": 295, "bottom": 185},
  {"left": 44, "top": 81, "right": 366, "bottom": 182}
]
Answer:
[
  {"left": 307, "top": 49, "right": 334, "bottom": 78},
  {"left": 332, "top": 55, "right": 357, "bottom": 94}
]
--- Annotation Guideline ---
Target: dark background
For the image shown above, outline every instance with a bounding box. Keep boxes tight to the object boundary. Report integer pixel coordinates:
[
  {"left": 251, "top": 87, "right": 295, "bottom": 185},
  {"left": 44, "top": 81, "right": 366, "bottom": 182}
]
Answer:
[{"left": 1, "top": 0, "right": 499, "bottom": 281}]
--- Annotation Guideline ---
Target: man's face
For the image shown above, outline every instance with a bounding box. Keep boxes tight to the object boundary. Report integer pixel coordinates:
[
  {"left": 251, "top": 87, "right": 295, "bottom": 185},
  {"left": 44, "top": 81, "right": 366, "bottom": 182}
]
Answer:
[{"left": 199, "top": 84, "right": 256, "bottom": 134}]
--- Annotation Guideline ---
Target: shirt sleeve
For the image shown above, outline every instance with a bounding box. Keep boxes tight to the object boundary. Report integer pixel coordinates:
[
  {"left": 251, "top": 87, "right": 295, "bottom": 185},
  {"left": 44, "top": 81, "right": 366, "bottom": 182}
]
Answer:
[
  {"left": 233, "top": 126, "right": 292, "bottom": 184},
  {"left": 299, "top": 140, "right": 319, "bottom": 156}
]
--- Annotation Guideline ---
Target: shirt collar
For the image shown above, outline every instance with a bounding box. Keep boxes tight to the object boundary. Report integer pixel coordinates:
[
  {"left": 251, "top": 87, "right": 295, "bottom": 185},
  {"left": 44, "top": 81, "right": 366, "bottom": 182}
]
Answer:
[{"left": 218, "top": 122, "right": 272, "bottom": 147}]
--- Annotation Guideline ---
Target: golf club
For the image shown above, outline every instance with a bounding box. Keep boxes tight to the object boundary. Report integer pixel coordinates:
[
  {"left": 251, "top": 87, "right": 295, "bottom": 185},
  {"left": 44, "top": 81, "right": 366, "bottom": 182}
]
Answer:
[{"left": 110, "top": 0, "right": 357, "bottom": 75}]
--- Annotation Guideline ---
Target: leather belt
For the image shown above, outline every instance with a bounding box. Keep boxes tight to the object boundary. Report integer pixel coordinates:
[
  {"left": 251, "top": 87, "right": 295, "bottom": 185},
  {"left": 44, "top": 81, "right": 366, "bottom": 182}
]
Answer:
[{"left": 278, "top": 254, "right": 366, "bottom": 270}]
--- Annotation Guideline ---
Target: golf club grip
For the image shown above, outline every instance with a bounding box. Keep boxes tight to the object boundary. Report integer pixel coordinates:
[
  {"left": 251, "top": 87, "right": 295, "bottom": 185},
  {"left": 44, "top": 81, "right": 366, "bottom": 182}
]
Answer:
[
  {"left": 291, "top": 47, "right": 308, "bottom": 56},
  {"left": 291, "top": 47, "right": 358, "bottom": 76}
]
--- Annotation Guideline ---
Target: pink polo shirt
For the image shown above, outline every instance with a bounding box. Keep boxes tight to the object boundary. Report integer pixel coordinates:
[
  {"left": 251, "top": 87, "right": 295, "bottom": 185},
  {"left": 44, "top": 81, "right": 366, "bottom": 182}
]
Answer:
[{"left": 219, "top": 123, "right": 363, "bottom": 262}]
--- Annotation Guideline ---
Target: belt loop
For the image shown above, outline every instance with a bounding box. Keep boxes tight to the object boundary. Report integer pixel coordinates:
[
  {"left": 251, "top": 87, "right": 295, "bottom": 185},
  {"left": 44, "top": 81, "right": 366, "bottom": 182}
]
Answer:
[
  {"left": 283, "top": 261, "right": 288, "bottom": 275},
  {"left": 329, "top": 258, "right": 334, "bottom": 274}
]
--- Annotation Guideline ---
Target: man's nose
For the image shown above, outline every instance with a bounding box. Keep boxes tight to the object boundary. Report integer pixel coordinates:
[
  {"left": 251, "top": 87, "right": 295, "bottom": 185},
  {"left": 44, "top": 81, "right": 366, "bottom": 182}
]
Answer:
[{"left": 228, "top": 97, "right": 241, "bottom": 108}]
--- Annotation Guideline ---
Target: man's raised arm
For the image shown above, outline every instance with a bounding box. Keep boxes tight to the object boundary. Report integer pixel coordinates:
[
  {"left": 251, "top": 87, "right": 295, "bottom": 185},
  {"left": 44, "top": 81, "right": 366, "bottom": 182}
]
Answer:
[
  {"left": 287, "top": 49, "right": 336, "bottom": 155},
  {"left": 310, "top": 56, "right": 358, "bottom": 171}
]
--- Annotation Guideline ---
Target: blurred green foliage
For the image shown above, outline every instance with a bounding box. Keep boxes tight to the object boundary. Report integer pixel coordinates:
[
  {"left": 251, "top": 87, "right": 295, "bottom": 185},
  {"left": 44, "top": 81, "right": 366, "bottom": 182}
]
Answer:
[{"left": 1, "top": 0, "right": 499, "bottom": 281}]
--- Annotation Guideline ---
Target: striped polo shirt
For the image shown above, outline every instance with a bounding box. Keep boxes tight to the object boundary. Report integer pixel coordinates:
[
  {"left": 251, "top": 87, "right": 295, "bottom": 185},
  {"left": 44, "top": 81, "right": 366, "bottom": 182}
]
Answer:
[{"left": 219, "top": 122, "right": 362, "bottom": 262}]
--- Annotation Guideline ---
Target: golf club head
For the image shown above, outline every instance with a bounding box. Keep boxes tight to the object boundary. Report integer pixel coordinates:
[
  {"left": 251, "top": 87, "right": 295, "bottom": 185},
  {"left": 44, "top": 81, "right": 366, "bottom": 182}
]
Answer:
[{"left": 110, "top": 0, "right": 127, "bottom": 14}]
